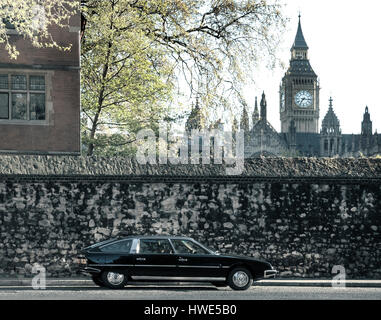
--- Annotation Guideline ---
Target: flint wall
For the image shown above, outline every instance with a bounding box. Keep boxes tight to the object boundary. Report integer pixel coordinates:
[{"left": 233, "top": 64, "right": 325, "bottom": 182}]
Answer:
[{"left": 0, "top": 156, "right": 380, "bottom": 278}]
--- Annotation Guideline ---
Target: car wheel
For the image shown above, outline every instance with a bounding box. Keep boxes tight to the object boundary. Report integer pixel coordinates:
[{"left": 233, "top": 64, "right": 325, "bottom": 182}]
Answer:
[
  {"left": 211, "top": 282, "right": 228, "bottom": 288},
  {"left": 101, "top": 270, "right": 128, "bottom": 289},
  {"left": 227, "top": 267, "right": 253, "bottom": 291},
  {"left": 91, "top": 274, "right": 106, "bottom": 287}
]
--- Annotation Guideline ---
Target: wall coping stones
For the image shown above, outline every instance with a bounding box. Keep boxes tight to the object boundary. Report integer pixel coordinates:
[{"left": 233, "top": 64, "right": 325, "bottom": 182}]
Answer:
[{"left": 0, "top": 155, "right": 380, "bottom": 181}]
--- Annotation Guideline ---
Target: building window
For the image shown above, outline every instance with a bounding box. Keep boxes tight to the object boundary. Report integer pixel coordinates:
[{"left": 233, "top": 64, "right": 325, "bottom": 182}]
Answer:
[
  {"left": 0, "top": 74, "right": 46, "bottom": 121},
  {"left": 324, "top": 139, "right": 328, "bottom": 152}
]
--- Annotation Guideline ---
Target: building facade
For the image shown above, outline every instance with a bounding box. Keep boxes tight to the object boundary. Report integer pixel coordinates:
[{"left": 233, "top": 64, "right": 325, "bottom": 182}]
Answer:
[{"left": 0, "top": 3, "right": 81, "bottom": 155}]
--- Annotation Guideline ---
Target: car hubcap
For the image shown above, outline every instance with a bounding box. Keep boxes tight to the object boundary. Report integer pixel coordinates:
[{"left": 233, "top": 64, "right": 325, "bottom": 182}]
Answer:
[
  {"left": 107, "top": 272, "right": 125, "bottom": 286},
  {"left": 232, "top": 271, "right": 249, "bottom": 287}
]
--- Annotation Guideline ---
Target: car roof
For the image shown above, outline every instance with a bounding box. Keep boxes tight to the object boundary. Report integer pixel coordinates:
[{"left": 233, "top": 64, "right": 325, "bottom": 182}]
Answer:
[
  {"left": 119, "top": 235, "right": 194, "bottom": 240},
  {"left": 84, "top": 235, "right": 198, "bottom": 250}
]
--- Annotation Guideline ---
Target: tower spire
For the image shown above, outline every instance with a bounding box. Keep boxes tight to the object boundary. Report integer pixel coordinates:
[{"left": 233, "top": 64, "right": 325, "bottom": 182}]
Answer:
[
  {"left": 292, "top": 14, "right": 308, "bottom": 50},
  {"left": 185, "top": 97, "right": 204, "bottom": 133},
  {"left": 362, "top": 106, "right": 372, "bottom": 136},
  {"left": 252, "top": 96, "right": 259, "bottom": 123},
  {"left": 329, "top": 97, "right": 333, "bottom": 110},
  {"left": 240, "top": 105, "right": 249, "bottom": 132},
  {"left": 260, "top": 91, "right": 267, "bottom": 122}
]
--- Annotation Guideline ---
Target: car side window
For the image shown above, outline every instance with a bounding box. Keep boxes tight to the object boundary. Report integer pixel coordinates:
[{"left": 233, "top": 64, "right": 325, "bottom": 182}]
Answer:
[
  {"left": 171, "top": 240, "right": 209, "bottom": 255},
  {"left": 100, "top": 239, "right": 132, "bottom": 253},
  {"left": 139, "top": 239, "right": 173, "bottom": 254}
]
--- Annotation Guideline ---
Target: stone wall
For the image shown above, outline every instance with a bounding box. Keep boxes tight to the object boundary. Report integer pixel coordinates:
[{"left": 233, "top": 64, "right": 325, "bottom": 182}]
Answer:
[
  {"left": 0, "top": 155, "right": 381, "bottom": 177},
  {"left": 0, "top": 156, "right": 380, "bottom": 278}
]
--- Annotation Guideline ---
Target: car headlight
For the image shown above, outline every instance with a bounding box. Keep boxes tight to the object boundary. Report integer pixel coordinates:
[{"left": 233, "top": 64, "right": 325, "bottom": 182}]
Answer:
[{"left": 75, "top": 256, "right": 87, "bottom": 265}]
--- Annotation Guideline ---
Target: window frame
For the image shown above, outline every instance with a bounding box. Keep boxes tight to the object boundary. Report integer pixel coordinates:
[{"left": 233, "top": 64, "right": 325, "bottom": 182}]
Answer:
[
  {"left": 0, "top": 92, "right": 9, "bottom": 119},
  {"left": 169, "top": 239, "right": 212, "bottom": 255},
  {"left": 98, "top": 239, "right": 134, "bottom": 253},
  {"left": 0, "top": 73, "right": 47, "bottom": 124}
]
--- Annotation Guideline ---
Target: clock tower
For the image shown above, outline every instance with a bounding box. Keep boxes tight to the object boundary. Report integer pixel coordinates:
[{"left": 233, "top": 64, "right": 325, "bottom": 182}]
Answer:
[{"left": 280, "top": 15, "right": 320, "bottom": 133}]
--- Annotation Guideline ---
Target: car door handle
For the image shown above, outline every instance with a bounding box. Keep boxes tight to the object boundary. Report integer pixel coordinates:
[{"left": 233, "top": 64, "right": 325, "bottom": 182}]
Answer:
[
  {"left": 136, "top": 257, "right": 146, "bottom": 261},
  {"left": 178, "top": 258, "right": 187, "bottom": 262}
]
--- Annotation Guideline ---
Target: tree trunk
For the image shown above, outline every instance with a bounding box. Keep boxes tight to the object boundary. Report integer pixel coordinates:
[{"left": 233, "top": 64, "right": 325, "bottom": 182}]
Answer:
[{"left": 86, "top": 5, "right": 115, "bottom": 155}]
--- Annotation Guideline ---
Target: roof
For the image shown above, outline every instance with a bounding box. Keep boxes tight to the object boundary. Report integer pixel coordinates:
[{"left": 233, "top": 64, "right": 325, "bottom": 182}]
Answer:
[
  {"left": 245, "top": 119, "right": 289, "bottom": 157},
  {"left": 321, "top": 99, "right": 341, "bottom": 131},
  {"left": 287, "top": 59, "right": 316, "bottom": 76},
  {"left": 292, "top": 16, "right": 309, "bottom": 50}
]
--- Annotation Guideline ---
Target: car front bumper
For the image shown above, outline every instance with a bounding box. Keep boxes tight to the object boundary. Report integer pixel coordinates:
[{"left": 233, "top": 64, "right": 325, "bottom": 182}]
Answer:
[
  {"left": 80, "top": 266, "right": 102, "bottom": 275},
  {"left": 264, "top": 269, "right": 278, "bottom": 279}
]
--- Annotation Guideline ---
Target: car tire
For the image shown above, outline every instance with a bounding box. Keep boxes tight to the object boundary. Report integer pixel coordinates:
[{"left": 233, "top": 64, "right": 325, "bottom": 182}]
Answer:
[
  {"left": 211, "top": 282, "right": 228, "bottom": 288},
  {"left": 101, "top": 270, "right": 128, "bottom": 289},
  {"left": 91, "top": 274, "right": 106, "bottom": 287},
  {"left": 227, "top": 267, "right": 253, "bottom": 291}
]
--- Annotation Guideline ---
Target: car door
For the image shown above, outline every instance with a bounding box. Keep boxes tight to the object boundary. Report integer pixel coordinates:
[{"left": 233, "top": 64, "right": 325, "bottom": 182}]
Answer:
[
  {"left": 170, "top": 239, "right": 225, "bottom": 279},
  {"left": 132, "top": 238, "right": 178, "bottom": 278}
]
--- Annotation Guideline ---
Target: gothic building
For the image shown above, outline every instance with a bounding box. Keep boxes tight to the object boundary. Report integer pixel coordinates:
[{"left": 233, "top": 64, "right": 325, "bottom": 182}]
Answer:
[
  {"left": 244, "top": 92, "right": 289, "bottom": 157},
  {"left": 185, "top": 16, "right": 381, "bottom": 158}
]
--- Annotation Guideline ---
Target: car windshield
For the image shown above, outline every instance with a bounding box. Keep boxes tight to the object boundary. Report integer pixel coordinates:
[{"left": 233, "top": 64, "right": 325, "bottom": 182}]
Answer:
[{"left": 204, "top": 244, "right": 218, "bottom": 254}]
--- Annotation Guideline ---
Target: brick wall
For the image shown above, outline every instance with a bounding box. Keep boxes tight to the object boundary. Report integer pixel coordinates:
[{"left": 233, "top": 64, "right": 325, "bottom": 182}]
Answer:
[{"left": 0, "top": 2, "right": 80, "bottom": 154}]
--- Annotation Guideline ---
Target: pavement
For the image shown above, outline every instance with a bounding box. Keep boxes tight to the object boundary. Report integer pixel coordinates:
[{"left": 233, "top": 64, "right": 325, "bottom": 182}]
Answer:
[{"left": 0, "top": 277, "right": 380, "bottom": 288}]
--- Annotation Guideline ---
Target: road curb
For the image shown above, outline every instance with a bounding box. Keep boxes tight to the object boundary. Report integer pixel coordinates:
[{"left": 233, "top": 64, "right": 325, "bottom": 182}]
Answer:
[
  {"left": 0, "top": 278, "right": 380, "bottom": 288},
  {"left": 0, "top": 278, "right": 92, "bottom": 287},
  {"left": 256, "top": 280, "right": 381, "bottom": 288}
]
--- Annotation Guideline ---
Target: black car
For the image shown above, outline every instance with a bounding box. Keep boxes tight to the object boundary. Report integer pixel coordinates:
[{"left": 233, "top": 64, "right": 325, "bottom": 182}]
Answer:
[{"left": 77, "top": 235, "right": 277, "bottom": 291}]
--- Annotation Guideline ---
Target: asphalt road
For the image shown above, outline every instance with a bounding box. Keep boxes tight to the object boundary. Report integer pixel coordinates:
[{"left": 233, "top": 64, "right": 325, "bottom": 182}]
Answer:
[{"left": 0, "top": 284, "right": 380, "bottom": 300}]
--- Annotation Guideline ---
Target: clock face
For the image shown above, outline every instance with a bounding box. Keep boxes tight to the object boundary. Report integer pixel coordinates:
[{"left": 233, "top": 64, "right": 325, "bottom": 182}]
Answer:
[{"left": 295, "top": 90, "right": 313, "bottom": 108}]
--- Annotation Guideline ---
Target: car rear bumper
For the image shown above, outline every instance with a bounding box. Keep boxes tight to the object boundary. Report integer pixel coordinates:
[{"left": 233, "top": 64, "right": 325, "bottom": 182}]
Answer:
[{"left": 264, "top": 269, "right": 278, "bottom": 279}]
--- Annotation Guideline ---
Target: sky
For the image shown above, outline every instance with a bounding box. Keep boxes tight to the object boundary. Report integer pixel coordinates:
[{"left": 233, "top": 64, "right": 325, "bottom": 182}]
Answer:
[{"left": 243, "top": 0, "right": 381, "bottom": 134}]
